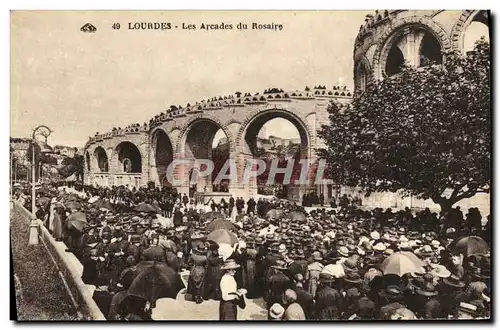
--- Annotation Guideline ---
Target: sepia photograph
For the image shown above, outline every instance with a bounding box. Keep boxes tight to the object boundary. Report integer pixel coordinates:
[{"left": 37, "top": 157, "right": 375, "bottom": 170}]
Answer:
[{"left": 9, "top": 9, "right": 491, "bottom": 321}]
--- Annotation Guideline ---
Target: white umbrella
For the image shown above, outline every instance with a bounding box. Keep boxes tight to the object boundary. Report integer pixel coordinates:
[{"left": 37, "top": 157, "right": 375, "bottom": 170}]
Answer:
[
  {"left": 322, "top": 264, "right": 345, "bottom": 278},
  {"left": 218, "top": 243, "right": 235, "bottom": 261}
]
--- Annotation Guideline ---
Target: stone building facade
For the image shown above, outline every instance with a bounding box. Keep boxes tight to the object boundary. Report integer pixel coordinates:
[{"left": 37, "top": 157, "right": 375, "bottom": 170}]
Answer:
[{"left": 83, "top": 10, "right": 490, "bottom": 213}]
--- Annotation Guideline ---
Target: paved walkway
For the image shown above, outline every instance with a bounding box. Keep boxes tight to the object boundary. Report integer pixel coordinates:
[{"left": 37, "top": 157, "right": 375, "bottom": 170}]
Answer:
[{"left": 10, "top": 207, "right": 77, "bottom": 320}]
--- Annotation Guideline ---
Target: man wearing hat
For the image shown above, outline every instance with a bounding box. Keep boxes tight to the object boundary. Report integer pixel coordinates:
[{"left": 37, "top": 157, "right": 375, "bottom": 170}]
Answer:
[
  {"left": 306, "top": 251, "right": 324, "bottom": 298},
  {"left": 266, "top": 259, "right": 292, "bottom": 313},
  {"left": 314, "top": 273, "right": 342, "bottom": 320},
  {"left": 142, "top": 232, "right": 166, "bottom": 263},
  {"left": 283, "top": 289, "right": 306, "bottom": 320},
  {"left": 293, "top": 273, "right": 314, "bottom": 319}
]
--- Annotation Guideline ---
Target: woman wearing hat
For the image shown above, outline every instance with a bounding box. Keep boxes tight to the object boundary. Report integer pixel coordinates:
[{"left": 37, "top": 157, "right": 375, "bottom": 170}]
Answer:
[
  {"left": 204, "top": 241, "right": 224, "bottom": 301},
  {"left": 187, "top": 242, "right": 208, "bottom": 304},
  {"left": 219, "top": 259, "right": 246, "bottom": 320}
]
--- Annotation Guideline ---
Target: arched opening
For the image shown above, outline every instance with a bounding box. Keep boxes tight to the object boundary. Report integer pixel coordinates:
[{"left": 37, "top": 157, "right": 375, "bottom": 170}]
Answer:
[
  {"left": 93, "top": 147, "right": 108, "bottom": 172},
  {"left": 463, "top": 12, "right": 490, "bottom": 52},
  {"left": 242, "top": 112, "right": 309, "bottom": 201},
  {"left": 183, "top": 119, "right": 229, "bottom": 193},
  {"left": 85, "top": 151, "right": 91, "bottom": 171},
  {"left": 153, "top": 129, "right": 174, "bottom": 186},
  {"left": 385, "top": 45, "right": 405, "bottom": 76},
  {"left": 355, "top": 61, "right": 369, "bottom": 93},
  {"left": 419, "top": 32, "right": 443, "bottom": 66},
  {"left": 116, "top": 142, "right": 142, "bottom": 173}
]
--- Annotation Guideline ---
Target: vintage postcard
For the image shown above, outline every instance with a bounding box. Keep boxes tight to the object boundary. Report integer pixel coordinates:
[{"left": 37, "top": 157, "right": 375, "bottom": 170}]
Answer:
[{"left": 10, "top": 10, "right": 491, "bottom": 321}]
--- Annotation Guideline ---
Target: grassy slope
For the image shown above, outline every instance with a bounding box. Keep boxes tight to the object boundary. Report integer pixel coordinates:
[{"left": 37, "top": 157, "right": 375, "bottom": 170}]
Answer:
[{"left": 10, "top": 207, "right": 76, "bottom": 321}]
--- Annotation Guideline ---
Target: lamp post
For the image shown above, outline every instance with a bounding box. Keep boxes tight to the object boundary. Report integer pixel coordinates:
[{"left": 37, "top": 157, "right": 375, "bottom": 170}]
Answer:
[{"left": 29, "top": 125, "right": 52, "bottom": 245}]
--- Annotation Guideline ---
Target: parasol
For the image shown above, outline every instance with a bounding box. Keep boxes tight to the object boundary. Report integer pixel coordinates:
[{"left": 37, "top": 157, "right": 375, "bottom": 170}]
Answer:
[
  {"left": 218, "top": 243, "right": 235, "bottom": 261},
  {"left": 201, "top": 211, "right": 225, "bottom": 222},
  {"left": 206, "top": 219, "right": 236, "bottom": 232},
  {"left": 66, "top": 211, "right": 88, "bottom": 232},
  {"left": 322, "top": 264, "right": 346, "bottom": 278},
  {"left": 128, "top": 262, "right": 185, "bottom": 302},
  {"left": 453, "top": 236, "right": 489, "bottom": 258},
  {"left": 266, "top": 209, "right": 285, "bottom": 219},
  {"left": 135, "top": 203, "right": 161, "bottom": 213},
  {"left": 380, "top": 252, "right": 424, "bottom": 277},
  {"left": 64, "top": 200, "right": 82, "bottom": 210},
  {"left": 207, "top": 229, "right": 238, "bottom": 246},
  {"left": 94, "top": 199, "right": 114, "bottom": 211},
  {"left": 288, "top": 211, "right": 307, "bottom": 222}
]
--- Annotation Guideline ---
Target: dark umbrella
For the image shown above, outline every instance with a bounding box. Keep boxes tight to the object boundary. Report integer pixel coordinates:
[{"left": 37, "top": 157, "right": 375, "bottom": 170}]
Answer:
[
  {"left": 37, "top": 196, "right": 50, "bottom": 207},
  {"left": 453, "top": 236, "right": 489, "bottom": 258},
  {"left": 65, "top": 200, "right": 82, "bottom": 210},
  {"left": 128, "top": 262, "right": 184, "bottom": 302},
  {"left": 201, "top": 211, "right": 225, "bottom": 222},
  {"left": 94, "top": 199, "right": 114, "bottom": 211},
  {"left": 288, "top": 211, "right": 307, "bottom": 222},
  {"left": 267, "top": 209, "right": 285, "bottom": 219},
  {"left": 66, "top": 211, "right": 88, "bottom": 232},
  {"left": 36, "top": 186, "right": 51, "bottom": 195},
  {"left": 206, "top": 219, "right": 236, "bottom": 232},
  {"left": 135, "top": 203, "right": 161, "bottom": 213}
]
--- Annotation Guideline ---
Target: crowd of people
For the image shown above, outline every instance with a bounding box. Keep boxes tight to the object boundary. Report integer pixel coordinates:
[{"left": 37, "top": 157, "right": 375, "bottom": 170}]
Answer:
[{"left": 13, "top": 181, "right": 491, "bottom": 321}]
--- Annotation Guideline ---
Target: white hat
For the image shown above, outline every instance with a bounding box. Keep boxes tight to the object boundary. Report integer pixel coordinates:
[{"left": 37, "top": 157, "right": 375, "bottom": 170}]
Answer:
[
  {"left": 269, "top": 303, "right": 285, "bottom": 319},
  {"left": 431, "top": 240, "right": 440, "bottom": 247},
  {"left": 370, "top": 231, "right": 380, "bottom": 240},
  {"left": 278, "top": 244, "right": 286, "bottom": 253},
  {"left": 399, "top": 235, "right": 408, "bottom": 243},
  {"left": 373, "top": 242, "right": 386, "bottom": 251},
  {"left": 431, "top": 265, "right": 451, "bottom": 278}
]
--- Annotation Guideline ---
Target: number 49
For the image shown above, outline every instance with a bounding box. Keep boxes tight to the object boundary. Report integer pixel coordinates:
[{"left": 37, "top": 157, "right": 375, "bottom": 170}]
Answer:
[{"left": 112, "top": 23, "right": 120, "bottom": 30}]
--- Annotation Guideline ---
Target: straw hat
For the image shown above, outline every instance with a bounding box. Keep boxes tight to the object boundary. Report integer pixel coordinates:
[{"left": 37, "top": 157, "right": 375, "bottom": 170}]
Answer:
[
  {"left": 373, "top": 242, "right": 386, "bottom": 252},
  {"left": 312, "top": 251, "right": 323, "bottom": 261},
  {"left": 272, "top": 259, "right": 289, "bottom": 271},
  {"left": 269, "top": 303, "right": 285, "bottom": 319},
  {"left": 370, "top": 231, "right": 380, "bottom": 240},
  {"left": 430, "top": 265, "right": 451, "bottom": 278},
  {"left": 337, "top": 246, "right": 350, "bottom": 257},
  {"left": 221, "top": 259, "right": 241, "bottom": 270}
]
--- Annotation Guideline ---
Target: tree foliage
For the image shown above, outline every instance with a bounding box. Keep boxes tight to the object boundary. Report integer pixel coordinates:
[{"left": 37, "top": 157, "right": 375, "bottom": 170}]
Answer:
[{"left": 318, "top": 38, "right": 490, "bottom": 211}]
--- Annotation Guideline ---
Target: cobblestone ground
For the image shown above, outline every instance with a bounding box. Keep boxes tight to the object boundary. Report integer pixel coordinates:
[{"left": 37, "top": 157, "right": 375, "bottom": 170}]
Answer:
[{"left": 10, "top": 206, "right": 77, "bottom": 321}]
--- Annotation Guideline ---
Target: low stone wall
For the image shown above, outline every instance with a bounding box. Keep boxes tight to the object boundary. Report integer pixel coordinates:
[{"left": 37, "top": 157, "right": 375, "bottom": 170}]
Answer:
[{"left": 12, "top": 201, "right": 106, "bottom": 320}]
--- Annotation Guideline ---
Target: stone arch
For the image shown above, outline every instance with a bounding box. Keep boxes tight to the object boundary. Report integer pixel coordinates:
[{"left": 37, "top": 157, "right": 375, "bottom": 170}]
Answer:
[
  {"left": 354, "top": 55, "right": 373, "bottom": 93},
  {"left": 372, "top": 16, "right": 451, "bottom": 79},
  {"left": 451, "top": 10, "right": 489, "bottom": 51},
  {"left": 115, "top": 141, "right": 143, "bottom": 173},
  {"left": 236, "top": 108, "right": 313, "bottom": 156},
  {"left": 150, "top": 127, "right": 174, "bottom": 186},
  {"left": 176, "top": 113, "right": 234, "bottom": 155},
  {"left": 93, "top": 146, "right": 109, "bottom": 172}
]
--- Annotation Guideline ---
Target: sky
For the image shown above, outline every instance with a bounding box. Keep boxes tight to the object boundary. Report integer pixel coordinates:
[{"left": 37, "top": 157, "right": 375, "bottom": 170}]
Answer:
[{"left": 11, "top": 10, "right": 370, "bottom": 147}]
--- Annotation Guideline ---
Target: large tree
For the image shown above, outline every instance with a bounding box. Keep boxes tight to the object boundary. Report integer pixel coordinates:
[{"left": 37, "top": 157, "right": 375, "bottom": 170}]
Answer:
[{"left": 318, "top": 38, "right": 490, "bottom": 213}]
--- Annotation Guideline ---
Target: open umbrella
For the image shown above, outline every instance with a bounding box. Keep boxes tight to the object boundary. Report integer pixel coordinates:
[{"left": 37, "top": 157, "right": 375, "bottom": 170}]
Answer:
[
  {"left": 65, "top": 200, "right": 82, "bottom": 210},
  {"left": 135, "top": 203, "right": 161, "bottom": 213},
  {"left": 207, "top": 229, "right": 238, "bottom": 246},
  {"left": 66, "top": 211, "right": 88, "bottom": 232},
  {"left": 380, "top": 252, "right": 424, "bottom": 277},
  {"left": 206, "top": 219, "right": 236, "bottom": 232},
  {"left": 128, "top": 262, "right": 185, "bottom": 302},
  {"left": 266, "top": 209, "right": 285, "bottom": 219},
  {"left": 218, "top": 243, "right": 235, "bottom": 261},
  {"left": 94, "top": 199, "right": 114, "bottom": 211},
  {"left": 453, "top": 236, "right": 489, "bottom": 258},
  {"left": 288, "top": 211, "right": 307, "bottom": 222},
  {"left": 201, "top": 211, "right": 225, "bottom": 222},
  {"left": 37, "top": 196, "right": 50, "bottom": 207}
]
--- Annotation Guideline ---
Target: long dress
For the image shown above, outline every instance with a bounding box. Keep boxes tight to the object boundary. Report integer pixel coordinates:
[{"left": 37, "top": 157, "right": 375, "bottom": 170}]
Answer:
[
  {"left": 187, "top": 252, "right": 207, "bottom": 300},
  {"left": 52, "top": 210, "right": 64, "bottom": 241},
  {"left": 204, "top": 252, "right": 224, "bottom": 300},
  {"left": 245, "top": 249, "right": 258, "bottom": 298}
]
